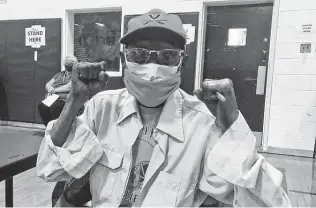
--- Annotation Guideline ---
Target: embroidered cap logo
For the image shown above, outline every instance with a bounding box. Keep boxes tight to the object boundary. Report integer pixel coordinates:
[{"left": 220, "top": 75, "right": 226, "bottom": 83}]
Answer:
[
  {"left": 142, "top": 13, "right": 167, "bottom": 25},
  {"left": 149, "top": 14, "right": 160, "bottom": 19}
]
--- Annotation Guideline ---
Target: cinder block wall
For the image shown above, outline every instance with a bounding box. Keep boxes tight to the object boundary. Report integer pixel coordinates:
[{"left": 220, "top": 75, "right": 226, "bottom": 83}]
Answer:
[{"left": 268, "top": 0, "right": 316, "bottom": 150}]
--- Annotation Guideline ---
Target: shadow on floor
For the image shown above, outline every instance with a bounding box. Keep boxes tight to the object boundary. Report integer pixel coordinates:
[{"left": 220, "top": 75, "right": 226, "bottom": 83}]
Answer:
[{"left": 32, "top": 131, "right": 45, "bottom": 137}]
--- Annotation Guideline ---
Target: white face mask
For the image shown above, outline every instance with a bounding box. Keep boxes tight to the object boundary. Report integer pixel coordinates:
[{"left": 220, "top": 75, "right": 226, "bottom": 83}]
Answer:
[{"left": 126, "top": 61, "right": 180, "bottom": 81}]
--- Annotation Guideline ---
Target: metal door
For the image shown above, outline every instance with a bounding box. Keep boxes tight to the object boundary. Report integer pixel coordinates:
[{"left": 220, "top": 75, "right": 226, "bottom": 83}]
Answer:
[{"left": 203, "top": 4, "right": 273, "bottom": 145}]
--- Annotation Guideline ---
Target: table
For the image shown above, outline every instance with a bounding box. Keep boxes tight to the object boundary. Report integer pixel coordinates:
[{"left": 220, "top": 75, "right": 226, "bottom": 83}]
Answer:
[{"left": 0, "top": 128, "right": 43, "bottom": 207}]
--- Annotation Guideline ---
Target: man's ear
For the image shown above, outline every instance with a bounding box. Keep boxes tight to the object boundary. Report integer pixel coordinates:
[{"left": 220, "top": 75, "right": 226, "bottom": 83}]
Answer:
[{"left": 119, "top": 51, "right": 127, "bottom": 69}]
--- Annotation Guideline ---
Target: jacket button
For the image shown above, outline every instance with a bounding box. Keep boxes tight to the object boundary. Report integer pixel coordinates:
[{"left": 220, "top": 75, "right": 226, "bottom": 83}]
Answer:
[{"left": 235, "top": 200, "right": 240, "bottom": 207}]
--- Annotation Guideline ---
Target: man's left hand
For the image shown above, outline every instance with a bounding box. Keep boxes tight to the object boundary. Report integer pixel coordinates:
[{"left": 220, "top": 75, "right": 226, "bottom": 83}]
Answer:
[{"left": 194, "top": 78, "right": 239, "bottom": 132}]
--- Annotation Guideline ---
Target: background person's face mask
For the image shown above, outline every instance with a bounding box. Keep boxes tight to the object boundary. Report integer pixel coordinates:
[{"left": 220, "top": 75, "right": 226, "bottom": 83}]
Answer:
[{"left": 124, "top": 60, "right": 182, "bottom": 107}]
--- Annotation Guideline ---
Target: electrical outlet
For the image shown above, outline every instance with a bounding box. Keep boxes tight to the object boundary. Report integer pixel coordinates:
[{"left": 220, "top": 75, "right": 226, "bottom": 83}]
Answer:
[{"left": 300, "top": 43, "right": 311, "bottom": 53}]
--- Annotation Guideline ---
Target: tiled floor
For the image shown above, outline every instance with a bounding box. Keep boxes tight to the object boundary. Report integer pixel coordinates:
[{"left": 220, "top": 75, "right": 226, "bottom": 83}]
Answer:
[{"left": 0, "top": 126, "right": 315, "bottom": 207}]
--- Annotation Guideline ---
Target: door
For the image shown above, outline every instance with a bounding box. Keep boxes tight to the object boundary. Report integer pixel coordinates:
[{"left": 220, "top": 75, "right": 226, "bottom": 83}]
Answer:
[
  {"left": 176, "top": 12, "right": 199, "bottom": 95},
  {"left": 124, "top": 12, "right": 199, "bottom": 95},
  {"left": 203, "top": 4, "right": 273, "bottom": 146},
  {"left": 0, "top": 22, "right": 8, "bottom": 120},
  {"left": 1, "top": 19, "right": 61, "bottom": 123},
  {"left": 6, "top": 20, "right": 35, "bottom": 122}
]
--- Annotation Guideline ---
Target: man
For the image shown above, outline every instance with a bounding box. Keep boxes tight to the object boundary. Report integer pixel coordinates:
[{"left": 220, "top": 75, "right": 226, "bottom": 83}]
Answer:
[
  {"left": 36, "top": 9, "right": 291, "bottom": 207},
  {"left": 38, "top": 56, "right": 77, "bottom": 126}
]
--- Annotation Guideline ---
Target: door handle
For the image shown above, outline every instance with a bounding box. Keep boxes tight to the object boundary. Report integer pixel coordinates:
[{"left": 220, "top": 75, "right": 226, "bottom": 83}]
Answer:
[
  {"left": 262, "top": 50, "right": 268, "bottom": 63},
  {"left": 256, "top": 66, "right": 266, "bottom": 95}
]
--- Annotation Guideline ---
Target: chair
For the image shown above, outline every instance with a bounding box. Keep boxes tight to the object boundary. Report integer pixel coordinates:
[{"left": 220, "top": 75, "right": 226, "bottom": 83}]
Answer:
[{"left": 52, "top": 172, "right": 91, "bottom": 207}]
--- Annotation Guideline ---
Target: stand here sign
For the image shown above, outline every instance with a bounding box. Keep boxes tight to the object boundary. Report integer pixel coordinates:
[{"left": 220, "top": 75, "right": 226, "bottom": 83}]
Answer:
[{"left": 25, "top": 25, "right": 45, "bottom": 48}]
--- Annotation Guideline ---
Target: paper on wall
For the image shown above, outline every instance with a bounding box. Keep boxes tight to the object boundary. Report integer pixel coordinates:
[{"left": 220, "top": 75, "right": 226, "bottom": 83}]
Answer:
[
  {"left": 34, "top": 51, "right": 37, "bottom": 61},
  {"left": 42, "top": 94, "right": 59, "bottom": 107},
  {"left": 25, "top": 25, "right": 46, "bottom": 48},
  {"left": 183, "top": 24, "right": 195, "bottom": 44}
]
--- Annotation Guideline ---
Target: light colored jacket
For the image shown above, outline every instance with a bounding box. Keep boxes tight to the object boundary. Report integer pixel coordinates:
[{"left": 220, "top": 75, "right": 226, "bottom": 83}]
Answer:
[{"left": 36, "top": 88, "right": 292, "bottom": 207}]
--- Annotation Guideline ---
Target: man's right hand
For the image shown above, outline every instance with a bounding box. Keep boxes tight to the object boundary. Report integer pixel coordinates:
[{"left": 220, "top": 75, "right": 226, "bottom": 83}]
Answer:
[{"left": 69, "top": 61, "right": 108, "bottom": 104}]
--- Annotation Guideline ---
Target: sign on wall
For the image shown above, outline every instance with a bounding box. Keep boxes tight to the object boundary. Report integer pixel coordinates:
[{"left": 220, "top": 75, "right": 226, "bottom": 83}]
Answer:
[
  {"left": 25, "top": 25, "right": 46, "bottom": 48},
  {"left": 302, "top": 24, "right": 312, "bottom": 33}
]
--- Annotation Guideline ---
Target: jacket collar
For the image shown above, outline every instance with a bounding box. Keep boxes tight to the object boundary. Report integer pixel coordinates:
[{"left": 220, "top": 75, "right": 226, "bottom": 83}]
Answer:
[{"left": 117, "top": 90, "right": 185, "bottom": 142}]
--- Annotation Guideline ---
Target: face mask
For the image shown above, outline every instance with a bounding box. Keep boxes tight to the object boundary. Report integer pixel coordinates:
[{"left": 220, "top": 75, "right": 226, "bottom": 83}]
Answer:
[
  {"left": 126, "top": 61, "right": 179, "bottom": 81},
  {"left": 124, "top": 67, "right": 181, "bottom": 107}
]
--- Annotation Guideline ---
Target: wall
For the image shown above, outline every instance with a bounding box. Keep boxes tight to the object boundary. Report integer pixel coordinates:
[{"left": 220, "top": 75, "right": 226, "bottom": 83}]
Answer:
[
  {"left": 0, "top": 0, "right": 201, "bottom": 73},
  {"left": 0, "top": 0, "right": 128, "bottom": 71},
  {"left": 1, "top": 0, "right": 316, "bottom": 152},
  {"left": 267, "top": 0, "right": 316, "bottom": 151}
]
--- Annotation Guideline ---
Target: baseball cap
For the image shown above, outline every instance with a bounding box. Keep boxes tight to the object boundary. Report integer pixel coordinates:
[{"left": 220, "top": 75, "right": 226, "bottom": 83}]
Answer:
[{"left": 120, "top": 9, "right": 187, "bottom": 48}]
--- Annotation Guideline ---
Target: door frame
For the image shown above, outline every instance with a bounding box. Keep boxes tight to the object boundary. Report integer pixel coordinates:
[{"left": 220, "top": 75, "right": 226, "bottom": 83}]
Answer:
[{"left": 195, "top": 0, "right": 280, "bottom": 149}]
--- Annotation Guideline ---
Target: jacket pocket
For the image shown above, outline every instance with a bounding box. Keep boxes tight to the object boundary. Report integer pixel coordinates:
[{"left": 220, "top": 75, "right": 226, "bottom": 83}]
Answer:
[
  {"left": 142, "top": 171, "right": 198, "bottom": 207},
  {"left": 97, "top": 144, "right": 123, "bottom": 169},
  {"left": 91, "top": 144, "right": 123, "bottom": 204}
]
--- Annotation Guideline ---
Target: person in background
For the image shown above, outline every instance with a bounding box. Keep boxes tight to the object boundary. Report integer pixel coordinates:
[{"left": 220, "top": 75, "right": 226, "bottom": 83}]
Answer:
[
  {"left": 38, "top": 56, "right": 77, "bottom": 126},
  {"left": 36, "top": 9, "right": 291, "bottom": 207}
]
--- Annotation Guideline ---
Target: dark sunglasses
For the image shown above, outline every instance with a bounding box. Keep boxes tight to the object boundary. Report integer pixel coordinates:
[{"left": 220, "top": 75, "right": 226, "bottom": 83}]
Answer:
[{"left": 125, "top": 48, "right": 184, "bottom": 66}]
